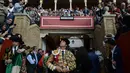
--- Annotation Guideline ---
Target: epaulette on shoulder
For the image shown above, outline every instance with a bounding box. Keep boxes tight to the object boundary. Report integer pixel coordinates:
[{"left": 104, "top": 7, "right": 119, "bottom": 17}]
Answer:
[{"left": 52, "top": 49, "right": 60, "bottom": 55}]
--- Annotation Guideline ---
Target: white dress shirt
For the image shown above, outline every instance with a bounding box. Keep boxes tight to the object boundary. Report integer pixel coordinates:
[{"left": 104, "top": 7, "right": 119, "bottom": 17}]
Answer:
[
  {"left": 111, "top": 45, "right": 117, "bottom": 69},
  {"left": 27, "top": 54, "right": 35, "bottom": 64},
  {"left": 12, "top": 46, "right": 18, "bottom": 55},
  {"left": 7, "top": 7, "right": 14, "bottom": 16},
  {"left": 34, "top": 52, "right": 38, "bottom": 64}
]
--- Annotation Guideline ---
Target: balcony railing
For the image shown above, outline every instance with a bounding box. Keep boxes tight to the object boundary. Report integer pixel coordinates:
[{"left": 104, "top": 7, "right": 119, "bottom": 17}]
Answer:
[{"left": 40, "top": 16, "right": 94, "bottom": 29}]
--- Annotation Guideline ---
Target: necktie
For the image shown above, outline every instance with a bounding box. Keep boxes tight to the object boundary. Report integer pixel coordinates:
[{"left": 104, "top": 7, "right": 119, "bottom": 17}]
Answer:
[{"left": 62, "top": 51, "right": 64, "bottom": 60}]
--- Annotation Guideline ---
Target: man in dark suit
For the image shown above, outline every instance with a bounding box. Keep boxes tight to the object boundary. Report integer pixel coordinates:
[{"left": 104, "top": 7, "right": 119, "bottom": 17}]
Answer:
[
  {"left": 88, "top": 48, "right": 100, "bottom": 73},
  {"left": 105, "top": 39, "right": 123, "bottom": 73},
  {"left": 73, "top": 47, "right": 93, "bottom": 73}
]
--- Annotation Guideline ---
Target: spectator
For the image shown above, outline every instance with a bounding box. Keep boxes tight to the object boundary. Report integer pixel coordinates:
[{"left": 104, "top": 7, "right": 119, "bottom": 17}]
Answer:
[
  {"left": 120, "top": 2, "right": 127, "bottom": 16},
  {"left": 105, "top": 39, "right": 123, "bottom": 73},
  {"left": 88, "top": 48, "right": 100, "bottom": 73},
  {"left": 7, "top": 2, "right": 14, "bottom": 16},
  {"left": 84, "top": 6, "right": 89, "bottom": 15},
  {"left": 111, "top": 3, "right": 120, "bottom": 15},
  {"left": 0, "top": 24, "right": 15, "bottom": 38},
  {"left": 14, "top": 0, "right": 24, "bottom": 13},
  {"left": 26, "top": 47, "right": 38, "bottom": 73},
  {"left": 89, "top": 10, "right": 94, "bottom": 16},
  {"left": 126, "top": 4, "right": 130, "bottom": 14},
  {"left": 6, "top": 16, "right": 15, "bottom": 26},
  {"left": 79, "top": 9, "right": 84, "bottom": 16}
]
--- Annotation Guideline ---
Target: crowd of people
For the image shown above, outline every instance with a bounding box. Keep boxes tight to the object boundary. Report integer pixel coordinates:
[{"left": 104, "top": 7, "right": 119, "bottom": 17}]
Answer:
[
  {"left": 1, "top": 0, "right": 130, "bottom": 73},
  {"left": 5, "top": 0, "right": 130, "bottom": 26}
]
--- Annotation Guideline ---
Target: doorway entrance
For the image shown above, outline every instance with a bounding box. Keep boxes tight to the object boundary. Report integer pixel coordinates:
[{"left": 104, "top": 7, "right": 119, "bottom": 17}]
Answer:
[{"left": 42, "top": 34, "right": 91, "bottom": 51}]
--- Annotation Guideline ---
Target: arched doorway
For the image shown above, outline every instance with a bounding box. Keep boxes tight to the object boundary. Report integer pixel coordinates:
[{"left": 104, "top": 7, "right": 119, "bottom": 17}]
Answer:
[{"left": 42, "top": 33, "right": 91, "bottom": 52}]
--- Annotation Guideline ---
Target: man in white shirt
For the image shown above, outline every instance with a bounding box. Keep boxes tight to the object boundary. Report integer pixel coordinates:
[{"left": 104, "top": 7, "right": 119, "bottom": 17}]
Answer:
[
  {"left": 14, "top": 0, "right": 24, "bottom": 13},
  {"left": 7, "top": 2, "right": 14, "bottom": 16},
  {"left": 27, "top": 46, "right": 38, "bottom": 73}
]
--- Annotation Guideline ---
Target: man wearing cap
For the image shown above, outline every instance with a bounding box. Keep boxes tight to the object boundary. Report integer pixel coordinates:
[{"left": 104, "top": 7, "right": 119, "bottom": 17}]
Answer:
[{"left": 47, "top": 38, "right": 76, "bottom": 73}]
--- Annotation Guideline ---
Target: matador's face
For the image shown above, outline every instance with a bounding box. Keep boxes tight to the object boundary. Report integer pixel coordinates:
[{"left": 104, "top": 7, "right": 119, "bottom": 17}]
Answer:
[{"left": 60, "top": 40, "right": 67, "bottom": 47}]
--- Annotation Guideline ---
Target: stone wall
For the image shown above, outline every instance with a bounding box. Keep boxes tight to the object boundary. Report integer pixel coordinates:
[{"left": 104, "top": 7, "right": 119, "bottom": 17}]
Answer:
[
  {"left": 94, "top": 14, "right": 116, "bottom": 51},
  {"left": 103, "top": 14, "right": 117, "bottom": 35},
  {"left": 13, "top": 13, "right": 40, "bottom": 48},
  {"left": 26, "top": 24, "right": 40, "bottom": 47}
]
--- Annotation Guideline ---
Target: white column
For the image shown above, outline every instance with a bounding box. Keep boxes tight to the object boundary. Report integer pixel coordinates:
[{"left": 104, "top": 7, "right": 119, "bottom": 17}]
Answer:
[
  {"left": 99, "top": 0, "right": 102, "bottom": 3},
  {"left": 54, "top": 0, "right": 57, "bottom": 11},
  {"left": 69, "top": 0, "right": 72, "bottom": 10},
  {"left": 128, "top": 0, "right": 130, "bottom": 3},
  {"left": 84, "top": 0, "right": 87, "bottom": 7},
  {"left": 113, "top": 0, "right": 116, "bottom": 4},
  {"left": 40, "top": 0, "right": 43, "bottom": 7}
]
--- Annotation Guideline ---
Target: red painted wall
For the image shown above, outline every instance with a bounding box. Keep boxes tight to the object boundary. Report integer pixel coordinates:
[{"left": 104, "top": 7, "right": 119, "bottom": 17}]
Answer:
[{"left": 40, "top": 16, "right": 94, "bottom": 29}]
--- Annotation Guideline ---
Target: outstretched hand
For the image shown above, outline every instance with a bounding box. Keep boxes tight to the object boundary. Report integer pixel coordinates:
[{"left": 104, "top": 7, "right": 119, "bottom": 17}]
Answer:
[
  {"left": 62, "top": 68, "right": 69, "bottom": 73},
  {"left": 56, "top": 66, "right": 62, "bottom": 72}
]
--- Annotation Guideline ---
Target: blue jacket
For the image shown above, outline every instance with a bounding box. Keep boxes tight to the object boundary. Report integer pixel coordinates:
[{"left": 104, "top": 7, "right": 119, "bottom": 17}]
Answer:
[
  {"left": 88, "top": 52, "right": 100, "bottom": 73},
  {"left": 113, "top": 46, "right": 123, "bottom": 73}
]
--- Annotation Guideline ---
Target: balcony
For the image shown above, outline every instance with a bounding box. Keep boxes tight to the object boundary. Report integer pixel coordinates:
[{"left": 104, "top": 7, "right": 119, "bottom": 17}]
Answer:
[{"left": 40, "top": 16, "right": 94, "bottom": 29}]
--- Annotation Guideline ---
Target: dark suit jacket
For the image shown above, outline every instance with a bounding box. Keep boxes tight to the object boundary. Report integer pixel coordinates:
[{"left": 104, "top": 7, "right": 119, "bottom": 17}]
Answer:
[
  {"left": 88, "top": 52, "right": 100, "bottom": 73},
  {"left": 73, "top": 48, "right": 93, "bottom": 73},
  {"left": 113, "top": 46, "right": 123, "bottom": 73},
  {"left": 37, "top": 53, "right": 42, "bottom": 62}
]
